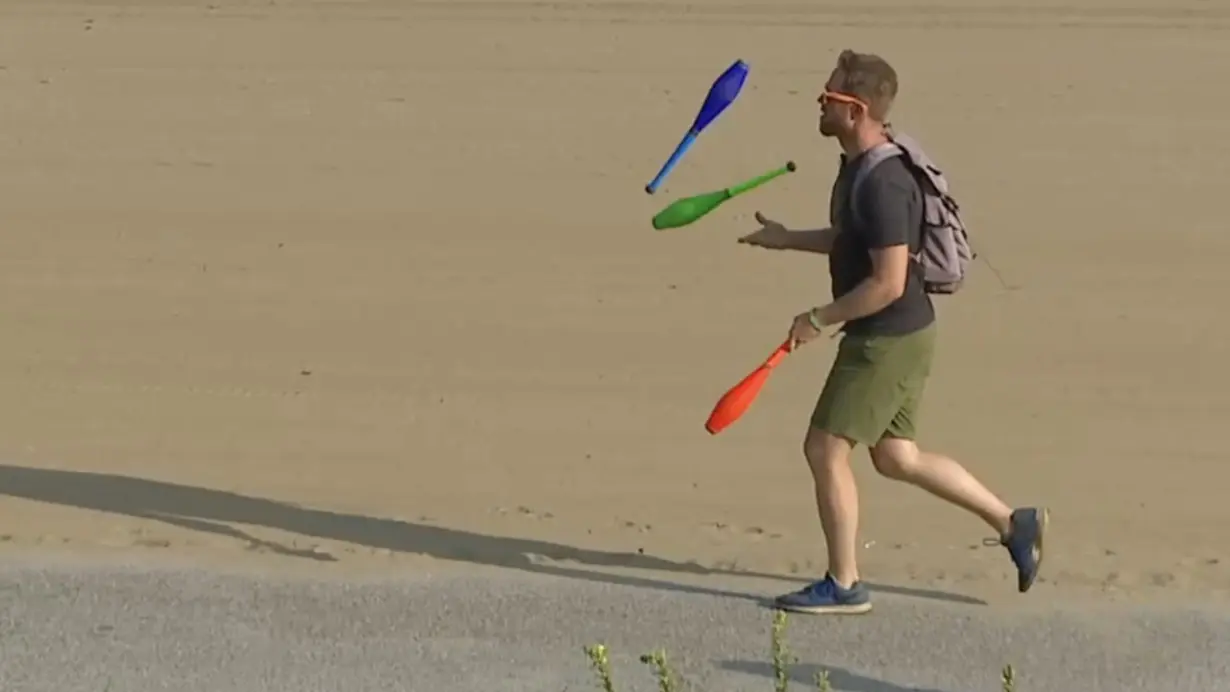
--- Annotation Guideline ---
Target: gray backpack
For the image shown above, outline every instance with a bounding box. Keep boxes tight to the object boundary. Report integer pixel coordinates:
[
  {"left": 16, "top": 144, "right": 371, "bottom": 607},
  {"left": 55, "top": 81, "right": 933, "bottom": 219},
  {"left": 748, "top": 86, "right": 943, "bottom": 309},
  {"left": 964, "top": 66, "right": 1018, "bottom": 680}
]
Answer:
[{"left": 849, "top": 132, "right": 975, "bottom": 295}]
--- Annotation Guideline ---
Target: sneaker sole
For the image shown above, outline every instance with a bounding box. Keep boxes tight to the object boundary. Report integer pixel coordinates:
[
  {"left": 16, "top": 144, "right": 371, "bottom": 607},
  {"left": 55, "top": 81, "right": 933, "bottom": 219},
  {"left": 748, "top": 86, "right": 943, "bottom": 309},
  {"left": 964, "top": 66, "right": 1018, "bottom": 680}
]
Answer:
[
  {"left": 774, "top": 601, "right": 873, "bottom": 615},
  {"left": 1021, "top": 507, "right": 1049, "bottom": 593}
]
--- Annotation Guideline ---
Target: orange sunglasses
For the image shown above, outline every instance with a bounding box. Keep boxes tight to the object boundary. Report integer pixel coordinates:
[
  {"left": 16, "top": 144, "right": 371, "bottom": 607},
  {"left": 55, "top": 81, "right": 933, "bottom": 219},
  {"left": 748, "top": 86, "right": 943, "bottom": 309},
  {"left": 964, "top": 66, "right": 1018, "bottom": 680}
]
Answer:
[{"left": 818, "top": 91, "right": 868, "bottom": 110}]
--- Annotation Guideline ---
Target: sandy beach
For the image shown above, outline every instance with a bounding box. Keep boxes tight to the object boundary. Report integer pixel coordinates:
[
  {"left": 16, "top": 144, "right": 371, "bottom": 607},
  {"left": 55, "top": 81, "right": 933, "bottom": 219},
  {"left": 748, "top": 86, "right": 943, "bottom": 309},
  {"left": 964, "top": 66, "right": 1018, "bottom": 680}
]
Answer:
[{"left": 1, "top": 0, "right": 1229, "bottom": 613}]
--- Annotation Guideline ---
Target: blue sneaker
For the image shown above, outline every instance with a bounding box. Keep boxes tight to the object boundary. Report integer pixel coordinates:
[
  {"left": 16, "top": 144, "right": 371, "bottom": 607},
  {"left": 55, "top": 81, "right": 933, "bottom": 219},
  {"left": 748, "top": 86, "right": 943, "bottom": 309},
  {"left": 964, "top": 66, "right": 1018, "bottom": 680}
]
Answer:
[
  {"left": 999, "top": 507, "right": 1049, "bottom": 592},
  {"left": 774, "top": 573, "right": 872, "bottom": 615}
]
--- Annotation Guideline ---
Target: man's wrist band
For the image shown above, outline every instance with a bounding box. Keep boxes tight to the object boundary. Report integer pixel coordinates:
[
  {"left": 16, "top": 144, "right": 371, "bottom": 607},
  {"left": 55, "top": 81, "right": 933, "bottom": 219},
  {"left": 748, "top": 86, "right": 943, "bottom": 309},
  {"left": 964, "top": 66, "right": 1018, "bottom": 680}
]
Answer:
[{"left": 807, "top": 309, "right": 824, "bottom": 331}]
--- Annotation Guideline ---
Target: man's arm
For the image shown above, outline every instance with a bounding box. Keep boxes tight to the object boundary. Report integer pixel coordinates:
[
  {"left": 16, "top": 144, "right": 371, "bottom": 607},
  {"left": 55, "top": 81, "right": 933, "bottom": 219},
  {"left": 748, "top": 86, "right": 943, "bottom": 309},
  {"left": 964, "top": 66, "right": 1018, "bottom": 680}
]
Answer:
[
  {"left": 812, "top": 244, "right": 908, "bottom": 325},
  {"left": 810, "top": 174, "right": 915, "bottom": 327},
  {"left": 782, "top": 227, "right": 839, "bottom": 254},
  {"left": 739, "top": 213, "right": 839, "bottom": 253}
]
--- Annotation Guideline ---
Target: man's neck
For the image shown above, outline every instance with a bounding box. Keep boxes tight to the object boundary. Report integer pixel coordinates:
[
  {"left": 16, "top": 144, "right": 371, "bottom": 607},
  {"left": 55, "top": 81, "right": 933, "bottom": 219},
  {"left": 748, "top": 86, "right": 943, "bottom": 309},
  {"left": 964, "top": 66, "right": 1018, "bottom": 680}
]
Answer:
[{"left": 839, "top": 125, "right": 890, "bottom": 157}]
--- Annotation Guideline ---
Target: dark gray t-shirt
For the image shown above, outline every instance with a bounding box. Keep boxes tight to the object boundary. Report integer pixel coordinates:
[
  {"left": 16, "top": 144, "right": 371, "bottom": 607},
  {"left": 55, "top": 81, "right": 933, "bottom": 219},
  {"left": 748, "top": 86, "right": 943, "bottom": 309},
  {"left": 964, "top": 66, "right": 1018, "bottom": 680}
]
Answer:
[{"left": 827, "top": 149, "right": 936, "bottom": 336}]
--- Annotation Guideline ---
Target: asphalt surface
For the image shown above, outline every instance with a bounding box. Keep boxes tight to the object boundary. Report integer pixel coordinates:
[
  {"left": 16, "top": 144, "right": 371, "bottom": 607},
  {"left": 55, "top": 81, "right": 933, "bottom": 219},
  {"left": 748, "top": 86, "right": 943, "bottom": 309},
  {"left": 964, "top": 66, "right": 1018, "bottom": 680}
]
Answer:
[{"left": 1, "top": 556, "right": 1227, "bottom": 692}]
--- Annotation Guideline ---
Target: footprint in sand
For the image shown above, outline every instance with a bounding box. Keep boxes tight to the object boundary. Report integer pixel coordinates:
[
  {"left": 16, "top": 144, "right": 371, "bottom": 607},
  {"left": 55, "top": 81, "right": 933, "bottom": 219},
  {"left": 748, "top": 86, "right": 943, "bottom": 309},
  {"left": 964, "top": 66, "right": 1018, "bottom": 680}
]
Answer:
[
  {"left": 133, "top": 538, "right": 172, "bottom": 549},
  {"left": 703, "top": 522, "right": 784, "bottom": 542},
  {"left": 787, "top": 559, "right": 821, "bottom": 575},
  {"left": 618, "top": 519, "right": 653, "bottom": 533},
  {"left": 494, "top": 506, "right": 555, "bottom": 521}
]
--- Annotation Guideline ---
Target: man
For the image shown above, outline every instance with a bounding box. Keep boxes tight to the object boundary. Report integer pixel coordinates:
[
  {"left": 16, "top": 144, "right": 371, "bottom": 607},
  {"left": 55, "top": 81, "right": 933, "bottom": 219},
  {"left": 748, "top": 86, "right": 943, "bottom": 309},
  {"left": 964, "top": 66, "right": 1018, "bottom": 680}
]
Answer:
[{"left": 738, "top": 50, "right": 1046, "bottom": 615}]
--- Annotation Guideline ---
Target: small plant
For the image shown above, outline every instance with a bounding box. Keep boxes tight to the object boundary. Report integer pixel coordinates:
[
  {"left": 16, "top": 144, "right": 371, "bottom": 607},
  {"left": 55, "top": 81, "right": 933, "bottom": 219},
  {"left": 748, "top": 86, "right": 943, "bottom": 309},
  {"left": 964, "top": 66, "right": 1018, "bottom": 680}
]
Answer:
[
  {"left": 583, "top": 612, "right": 1018, "bottom": 691},
  {"left": 770, "top": 609, "right": 795, "bottom": 691},
  {"left": 771, "top": 609, "right": 834, "bottom": 691},
  {"left": 639, "top": 648, "right": 681, "bottom": 692},
  {"left": 584, "top": 643, "right": 617, "bottom": 692},
  {"left": 1001, "top": 663, "right": 1016, "bottom": 692}
]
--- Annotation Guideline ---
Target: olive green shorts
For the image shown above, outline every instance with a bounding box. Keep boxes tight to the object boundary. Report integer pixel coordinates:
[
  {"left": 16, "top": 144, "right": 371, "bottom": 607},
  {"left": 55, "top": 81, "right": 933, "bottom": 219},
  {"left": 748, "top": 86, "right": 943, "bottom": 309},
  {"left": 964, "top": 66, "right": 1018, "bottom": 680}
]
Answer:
[{"left": 810, "top": 322, "right": 937, "bottom": 446}]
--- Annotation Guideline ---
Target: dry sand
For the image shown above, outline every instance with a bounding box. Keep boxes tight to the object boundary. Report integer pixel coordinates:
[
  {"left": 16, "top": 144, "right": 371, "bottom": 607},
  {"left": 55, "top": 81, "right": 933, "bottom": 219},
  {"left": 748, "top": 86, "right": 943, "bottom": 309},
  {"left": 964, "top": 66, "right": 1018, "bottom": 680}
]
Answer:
[{"left": 1, "top": 0, "right": 1229, "bottom": 609}]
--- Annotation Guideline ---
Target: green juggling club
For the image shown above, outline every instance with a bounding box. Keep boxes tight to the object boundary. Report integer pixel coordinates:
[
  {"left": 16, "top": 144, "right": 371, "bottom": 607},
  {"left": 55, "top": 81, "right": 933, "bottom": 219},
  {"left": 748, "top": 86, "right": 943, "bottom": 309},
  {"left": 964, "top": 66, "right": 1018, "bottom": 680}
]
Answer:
[{"left": 650, "top": 160, "right": 797, "bottom": 230}]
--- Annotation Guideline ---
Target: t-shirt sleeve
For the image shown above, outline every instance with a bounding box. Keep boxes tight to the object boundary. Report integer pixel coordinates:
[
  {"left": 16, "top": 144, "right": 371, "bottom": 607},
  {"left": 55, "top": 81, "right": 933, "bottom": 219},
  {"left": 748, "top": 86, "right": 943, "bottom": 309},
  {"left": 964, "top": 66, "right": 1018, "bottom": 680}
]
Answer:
[{"left": 856, "top": 165, "right": 916, "bottom": 249}]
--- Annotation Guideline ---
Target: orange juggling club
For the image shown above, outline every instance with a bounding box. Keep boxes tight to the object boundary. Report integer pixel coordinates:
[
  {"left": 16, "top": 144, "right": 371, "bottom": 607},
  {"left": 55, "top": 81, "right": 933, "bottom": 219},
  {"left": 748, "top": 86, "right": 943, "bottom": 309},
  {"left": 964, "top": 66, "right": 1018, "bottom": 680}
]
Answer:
[{"left": 704, "top": 338, "right": 793, "bottom": 435}]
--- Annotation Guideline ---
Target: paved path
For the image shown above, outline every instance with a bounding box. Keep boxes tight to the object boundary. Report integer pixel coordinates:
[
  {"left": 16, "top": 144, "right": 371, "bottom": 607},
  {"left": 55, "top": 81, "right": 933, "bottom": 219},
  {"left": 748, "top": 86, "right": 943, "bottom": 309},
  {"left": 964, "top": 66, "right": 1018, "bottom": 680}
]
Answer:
[{"left": 1, "top": 556, "right": 1227, "bottom": 692}]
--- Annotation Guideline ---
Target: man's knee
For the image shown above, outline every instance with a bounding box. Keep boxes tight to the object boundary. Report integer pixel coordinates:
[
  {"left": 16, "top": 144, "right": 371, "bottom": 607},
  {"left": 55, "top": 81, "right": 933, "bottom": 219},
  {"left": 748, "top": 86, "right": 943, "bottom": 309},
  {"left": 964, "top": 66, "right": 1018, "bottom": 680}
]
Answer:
[
  {"left": 869, "top": 436, "right": 921, "bottom": 480},
  {"left": 803, "top": 426, "right": 854, "bottom": 474}
]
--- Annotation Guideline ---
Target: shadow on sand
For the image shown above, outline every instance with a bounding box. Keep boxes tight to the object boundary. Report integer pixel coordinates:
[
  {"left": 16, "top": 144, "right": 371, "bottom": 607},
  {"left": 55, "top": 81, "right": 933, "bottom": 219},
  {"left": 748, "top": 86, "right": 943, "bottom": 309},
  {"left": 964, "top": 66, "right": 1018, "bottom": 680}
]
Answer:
[{"left": 0, "top": 464, "right": 984, "bottom": 606}]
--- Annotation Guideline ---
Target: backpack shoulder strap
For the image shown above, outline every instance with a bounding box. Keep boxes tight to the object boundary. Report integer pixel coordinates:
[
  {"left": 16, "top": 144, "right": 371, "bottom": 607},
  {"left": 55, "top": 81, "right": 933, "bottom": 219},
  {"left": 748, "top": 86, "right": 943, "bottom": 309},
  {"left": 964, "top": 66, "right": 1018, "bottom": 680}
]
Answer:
[
  {"left": 847, "top": 141, "right": 903, "bottom": 226},
  {"left": 884, "top": 132, "right": 953, "bottom": 200}
]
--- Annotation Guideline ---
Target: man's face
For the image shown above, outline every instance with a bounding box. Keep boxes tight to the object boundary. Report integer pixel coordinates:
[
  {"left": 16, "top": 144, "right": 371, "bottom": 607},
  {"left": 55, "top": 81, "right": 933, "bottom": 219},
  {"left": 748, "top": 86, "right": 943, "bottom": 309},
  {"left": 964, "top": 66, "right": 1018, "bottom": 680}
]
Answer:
[{"left": 817, "top": 70, "right": 866, "bottom": 138}]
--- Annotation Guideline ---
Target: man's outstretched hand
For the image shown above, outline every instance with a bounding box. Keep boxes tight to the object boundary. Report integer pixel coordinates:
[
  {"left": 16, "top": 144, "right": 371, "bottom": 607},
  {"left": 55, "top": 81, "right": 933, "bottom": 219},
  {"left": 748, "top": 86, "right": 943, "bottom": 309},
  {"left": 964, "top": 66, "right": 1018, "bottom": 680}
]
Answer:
[{"left": 737, "top": 212, "right": 793, "bottom": 250}]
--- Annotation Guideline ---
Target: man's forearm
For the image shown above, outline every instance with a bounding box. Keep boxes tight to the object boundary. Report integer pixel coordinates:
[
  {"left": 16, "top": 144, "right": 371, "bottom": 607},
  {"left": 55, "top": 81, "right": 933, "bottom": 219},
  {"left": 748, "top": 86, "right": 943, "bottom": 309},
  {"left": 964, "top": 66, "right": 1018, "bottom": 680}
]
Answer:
[
  {"left": 813, "top": 277, "right": 901, "bottom": 326},
  {"left": 784, "top": 227, "right": 838, "bottom": 254}
]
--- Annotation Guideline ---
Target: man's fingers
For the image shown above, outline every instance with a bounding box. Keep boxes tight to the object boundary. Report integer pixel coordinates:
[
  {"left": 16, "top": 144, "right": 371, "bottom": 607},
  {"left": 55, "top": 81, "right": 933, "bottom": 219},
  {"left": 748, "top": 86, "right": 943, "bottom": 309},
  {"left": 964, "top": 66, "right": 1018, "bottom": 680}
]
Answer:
[{"left": 754, "top": 211, "right": 767, "bottom": 224}]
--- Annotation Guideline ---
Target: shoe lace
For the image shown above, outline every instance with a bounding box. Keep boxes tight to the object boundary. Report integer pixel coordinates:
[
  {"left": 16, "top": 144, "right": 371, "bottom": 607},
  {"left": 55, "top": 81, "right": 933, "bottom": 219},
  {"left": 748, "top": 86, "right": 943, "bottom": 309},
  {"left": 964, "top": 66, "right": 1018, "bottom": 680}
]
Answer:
[{"left": 807, "top": 577, "right": 838, "bottom": 596}]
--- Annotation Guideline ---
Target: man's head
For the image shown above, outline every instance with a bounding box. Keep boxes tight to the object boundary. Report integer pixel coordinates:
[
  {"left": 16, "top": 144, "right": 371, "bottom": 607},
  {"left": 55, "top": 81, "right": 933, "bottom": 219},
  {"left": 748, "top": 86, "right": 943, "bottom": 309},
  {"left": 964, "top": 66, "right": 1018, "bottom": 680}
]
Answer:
[{"left": 817, "top": 50, "right": 899, "bottom": 140}]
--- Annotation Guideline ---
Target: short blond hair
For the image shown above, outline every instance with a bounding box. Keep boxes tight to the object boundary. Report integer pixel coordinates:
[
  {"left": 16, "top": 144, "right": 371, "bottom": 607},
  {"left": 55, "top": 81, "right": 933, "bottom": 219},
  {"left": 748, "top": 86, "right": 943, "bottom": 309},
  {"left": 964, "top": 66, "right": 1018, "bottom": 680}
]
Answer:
[{"left": 831, "top": 50, "right": 899, "bottom": 121}]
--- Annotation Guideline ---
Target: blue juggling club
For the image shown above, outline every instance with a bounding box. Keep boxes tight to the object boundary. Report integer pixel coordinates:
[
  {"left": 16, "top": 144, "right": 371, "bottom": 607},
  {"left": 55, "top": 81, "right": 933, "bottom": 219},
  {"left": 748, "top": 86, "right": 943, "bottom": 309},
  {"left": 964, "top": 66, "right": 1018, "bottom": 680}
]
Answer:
[{"left": 644, "top": 59, "right": 750, "bottom": 194}]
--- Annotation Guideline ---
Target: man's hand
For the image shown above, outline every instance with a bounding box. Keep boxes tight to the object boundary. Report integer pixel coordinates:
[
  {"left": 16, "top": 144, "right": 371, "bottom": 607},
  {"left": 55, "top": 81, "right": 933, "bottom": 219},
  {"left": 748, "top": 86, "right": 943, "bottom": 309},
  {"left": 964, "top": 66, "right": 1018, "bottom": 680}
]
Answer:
[
  {"left": 740, "top": 214, "right": 839, "bottom": 254},
  {"left": 737, "top": 212, "right": 792, "bottom": 249},
  {"left": 788, "top": 308, "right": 826, "bottom": 350}
]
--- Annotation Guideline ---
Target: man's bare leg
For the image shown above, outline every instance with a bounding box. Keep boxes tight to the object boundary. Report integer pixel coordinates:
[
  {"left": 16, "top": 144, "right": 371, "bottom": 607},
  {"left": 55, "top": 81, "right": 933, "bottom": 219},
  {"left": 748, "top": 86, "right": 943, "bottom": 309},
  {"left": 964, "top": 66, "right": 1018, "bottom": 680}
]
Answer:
[
  {"left": 807, "top": 428, "right": 861, "bottom": 586},
  {"left": 870, "top": 437, "right": 1012, "bottom": 535},
  {"left": 870, "top": 436, "right": 1048, "bottom": 592},
  {"left": 774, "top": 427, "right": 873, "bottom": 615}
]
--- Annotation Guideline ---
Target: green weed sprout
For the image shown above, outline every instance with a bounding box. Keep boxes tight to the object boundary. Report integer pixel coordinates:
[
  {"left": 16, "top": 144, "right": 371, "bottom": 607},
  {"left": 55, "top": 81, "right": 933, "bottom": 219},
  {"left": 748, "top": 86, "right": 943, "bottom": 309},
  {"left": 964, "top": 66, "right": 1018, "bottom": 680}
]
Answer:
[
  {"left": 583, "top": 643, "right": 616, "bottom": 692},
  {"left": 639, "top": 649, "right": 681, "bottom": 692},
  {"left": 1002, "top": 663, "right": 1017, "bottom": 692},
  {"left": 582, "top": 610, "right": 1015, "bottom": 692},
  {"left": 770, "top": 609, "right": 795, "bottom": 691}
]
